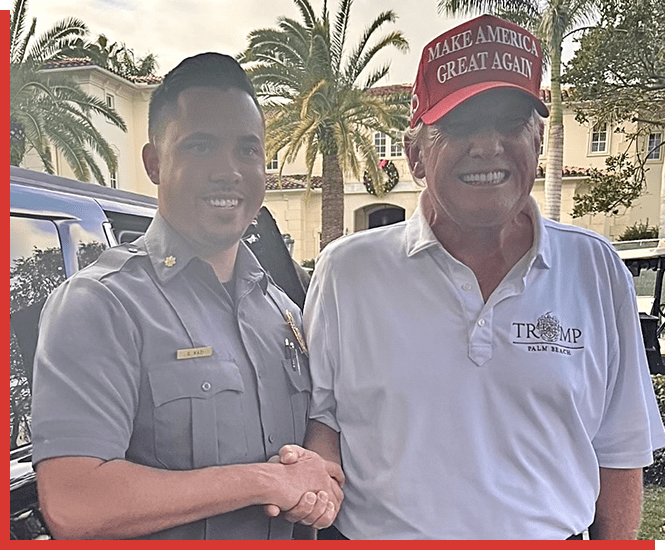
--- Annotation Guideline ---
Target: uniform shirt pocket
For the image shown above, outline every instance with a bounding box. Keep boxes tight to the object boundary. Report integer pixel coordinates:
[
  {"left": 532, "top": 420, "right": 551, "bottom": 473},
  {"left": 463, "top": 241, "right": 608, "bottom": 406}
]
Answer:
[
  {"left": 282, "top": 355, "right": 312, "bottom": 444},
  {"left": 148, "top": 359, "right": 248, "bottom": 469}
]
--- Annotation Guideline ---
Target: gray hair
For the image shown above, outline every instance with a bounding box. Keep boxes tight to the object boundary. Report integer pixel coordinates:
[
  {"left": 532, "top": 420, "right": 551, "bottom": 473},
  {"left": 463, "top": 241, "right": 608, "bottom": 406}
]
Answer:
[{"left": 403, "top": 121, "right": 428, "bottom": 188}]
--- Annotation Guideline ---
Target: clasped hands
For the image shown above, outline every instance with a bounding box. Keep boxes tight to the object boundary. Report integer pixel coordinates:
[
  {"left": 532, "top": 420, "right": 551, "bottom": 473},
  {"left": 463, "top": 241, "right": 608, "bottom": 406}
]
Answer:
[{"left": 264, "top": 445, "right": 344, "bottom": 529}]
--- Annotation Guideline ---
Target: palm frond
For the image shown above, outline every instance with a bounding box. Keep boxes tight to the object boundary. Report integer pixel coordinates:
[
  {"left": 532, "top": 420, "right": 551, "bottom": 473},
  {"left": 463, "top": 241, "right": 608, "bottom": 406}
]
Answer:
[
  {"left": 343, "top": 10, "right": 397, "bottom": 83},
  {"left": 330, "top": 0, "right": 353, "bottom": 74},
  {"left": 437, "top": 0, "right": 539, "bottom": 19},
  {"left": 11, "top": 15, "right": 35, "bottom": 65},
  {"left": 10, "top": 0, "right": 29, "bottom": 57},
  {"left": 26, "top": 17, "right": 87, "bottom": 64},
  {"left": 348, "top": 31, "right": 409, "bottom": 87},
  {"left": 52, "top": 81, "right": 128, "bottom": 130},
  {"left": 351, "top": 128, "right": 382, "bottom": 194},
  {"left": 293, "top": 0, "right": 317, "bottom": 28},
  {"left": 12, "top": 109, "right": 49, "bottom": 167}
]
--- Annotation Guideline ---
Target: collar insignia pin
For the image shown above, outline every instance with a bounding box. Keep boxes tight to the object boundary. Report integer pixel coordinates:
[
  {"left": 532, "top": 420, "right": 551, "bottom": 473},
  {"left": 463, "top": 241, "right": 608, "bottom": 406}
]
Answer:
[
  {"left": 285, "top": 310, "right": 308, "bottom": 356},
  {"left": 164, "top": 255, "right": 176, "bottom": 268}
]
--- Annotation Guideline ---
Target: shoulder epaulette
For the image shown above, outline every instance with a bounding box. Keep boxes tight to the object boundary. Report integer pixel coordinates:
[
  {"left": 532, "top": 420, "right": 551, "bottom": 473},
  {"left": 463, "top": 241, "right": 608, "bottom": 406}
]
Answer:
[{"left": 81, "top": 240, "right": 148, "bottom": 280}]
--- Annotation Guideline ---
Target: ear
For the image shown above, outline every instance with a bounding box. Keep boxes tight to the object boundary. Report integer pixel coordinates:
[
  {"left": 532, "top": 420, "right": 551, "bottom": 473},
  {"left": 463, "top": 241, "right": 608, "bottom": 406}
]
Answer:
[
  {"left": 405, "top": 136, "right": 426, "bottom": 180},
  {"left": 142, "top": 143, "right": 161, "bottom": 185}
]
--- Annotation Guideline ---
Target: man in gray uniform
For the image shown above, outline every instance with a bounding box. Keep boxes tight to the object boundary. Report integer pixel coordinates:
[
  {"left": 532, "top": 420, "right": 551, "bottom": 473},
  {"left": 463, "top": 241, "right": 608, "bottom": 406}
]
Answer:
[{"left": 31, "top": 53, "right": 342, "bottom": 540}]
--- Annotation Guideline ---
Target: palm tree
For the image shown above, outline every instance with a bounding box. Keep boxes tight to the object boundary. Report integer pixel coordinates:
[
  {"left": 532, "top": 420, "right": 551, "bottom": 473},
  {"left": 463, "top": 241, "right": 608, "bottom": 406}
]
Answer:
[
  {"left": 61, "top": 34, "right": 158, "bottom": 80},
  {"left": 10, "top": 0, "right": 127, "bottom": 185},
  {"left": 239, "top": 0, "right": 410, "bottom": 249},
  {"left": 437, "top": 0, "right": 599, "bottom": 222}
]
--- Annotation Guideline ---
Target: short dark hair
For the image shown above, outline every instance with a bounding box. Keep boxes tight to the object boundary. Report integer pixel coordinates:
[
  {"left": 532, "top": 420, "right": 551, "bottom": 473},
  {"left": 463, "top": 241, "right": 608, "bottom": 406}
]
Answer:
[{"left": 148, "top": 52, "right": 260, "bottom": 143}]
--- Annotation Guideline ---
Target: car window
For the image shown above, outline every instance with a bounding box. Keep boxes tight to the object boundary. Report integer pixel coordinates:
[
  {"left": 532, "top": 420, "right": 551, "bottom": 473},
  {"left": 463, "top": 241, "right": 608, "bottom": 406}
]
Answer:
[
  {"left": 635, "top": 269, "right": 659, "bottom": 312},
  {"left": 64, "top": 218, "right": 108, "bottom": 271},
  {"left": 10, "top": 216, "right": 66, "bottom": 451},
  {"left": 104, "top": 211, "right": 154, "bottom": 244}
]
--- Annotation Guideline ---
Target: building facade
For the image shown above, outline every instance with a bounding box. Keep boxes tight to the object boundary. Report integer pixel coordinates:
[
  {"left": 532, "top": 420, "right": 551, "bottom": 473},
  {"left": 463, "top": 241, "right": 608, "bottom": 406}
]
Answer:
[{"left": 24, "top": 63, "right": 664, "bottom": 263}]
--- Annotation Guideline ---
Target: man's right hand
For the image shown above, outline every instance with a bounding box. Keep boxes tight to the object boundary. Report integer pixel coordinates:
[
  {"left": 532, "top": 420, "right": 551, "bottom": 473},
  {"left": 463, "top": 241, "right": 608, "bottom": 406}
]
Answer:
[{"left": 263, "top": 445, "right": 344, "bottom": 528}]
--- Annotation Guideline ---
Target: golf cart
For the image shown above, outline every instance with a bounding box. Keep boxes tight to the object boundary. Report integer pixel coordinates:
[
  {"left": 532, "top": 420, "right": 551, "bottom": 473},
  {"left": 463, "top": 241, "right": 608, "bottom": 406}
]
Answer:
[{"left": 614, "top": 238, "right": 665, "bottom": 375}]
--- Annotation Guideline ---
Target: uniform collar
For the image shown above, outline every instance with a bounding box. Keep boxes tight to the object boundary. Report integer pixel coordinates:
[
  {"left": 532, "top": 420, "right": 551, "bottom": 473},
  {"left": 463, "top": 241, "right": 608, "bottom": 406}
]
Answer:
[
  {"left": 405, "top": 195, "right": 551, "bottom": 270},
  {"left": 144, "top": 211, "right": 268, "bottom": 285}
]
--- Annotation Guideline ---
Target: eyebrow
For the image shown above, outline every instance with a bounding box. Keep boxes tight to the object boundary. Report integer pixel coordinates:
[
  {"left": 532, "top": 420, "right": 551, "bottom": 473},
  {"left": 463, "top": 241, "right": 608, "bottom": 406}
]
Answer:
[
  {"left": 179, "top": 132, "right": 263, "bottom": 145},
  {"left": 238, "top": 134, "right": 263, "bottom": 146},
  {"left": 180, "top": 132, "right": 219, "bottom": 143}
]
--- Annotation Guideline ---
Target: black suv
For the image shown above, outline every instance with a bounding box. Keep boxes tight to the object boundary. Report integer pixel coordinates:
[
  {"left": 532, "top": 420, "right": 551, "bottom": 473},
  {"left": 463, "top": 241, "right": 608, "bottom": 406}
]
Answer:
[{"left": 9, "top": 166, "right": 307, "bottom": 539}]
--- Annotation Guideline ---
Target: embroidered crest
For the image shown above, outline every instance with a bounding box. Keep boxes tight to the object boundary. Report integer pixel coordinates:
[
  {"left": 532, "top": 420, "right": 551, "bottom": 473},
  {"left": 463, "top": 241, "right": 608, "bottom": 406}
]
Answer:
[{"left": 536, "top": 311, "right": 560, "bottom": 342}]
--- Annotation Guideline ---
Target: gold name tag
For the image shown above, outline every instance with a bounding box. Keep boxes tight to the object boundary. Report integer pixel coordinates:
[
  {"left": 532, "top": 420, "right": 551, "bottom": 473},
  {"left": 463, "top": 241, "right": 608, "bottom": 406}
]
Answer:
[{"left": 176, "top": 346, "right": 213, "bottom": 360}]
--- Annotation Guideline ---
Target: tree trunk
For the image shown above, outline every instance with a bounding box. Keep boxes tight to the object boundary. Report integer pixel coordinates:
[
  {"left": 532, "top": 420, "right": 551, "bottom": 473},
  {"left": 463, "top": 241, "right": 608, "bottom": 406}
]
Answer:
[
  {"left": 544, "top": 44, "right": 564, "bottom": 222},
  {"left": 320, "top": 153, "right": 345, "bottom": 250}
]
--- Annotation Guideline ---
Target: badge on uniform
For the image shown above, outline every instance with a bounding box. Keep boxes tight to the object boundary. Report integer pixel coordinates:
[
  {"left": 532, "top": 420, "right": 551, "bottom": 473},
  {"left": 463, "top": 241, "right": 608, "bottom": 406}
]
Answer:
[
  {"left": 176, "top": 346, "right": 213, "bottom": 360},
  {"left": 284, "top": 310, "right": 308, "bottom": 356}
]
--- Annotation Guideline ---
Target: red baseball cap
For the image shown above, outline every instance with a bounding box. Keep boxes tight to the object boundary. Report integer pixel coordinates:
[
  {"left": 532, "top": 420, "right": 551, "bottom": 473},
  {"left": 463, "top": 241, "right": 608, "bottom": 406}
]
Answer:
[{"left": 410, "top": 14, "right": 549, "bottom": 128}]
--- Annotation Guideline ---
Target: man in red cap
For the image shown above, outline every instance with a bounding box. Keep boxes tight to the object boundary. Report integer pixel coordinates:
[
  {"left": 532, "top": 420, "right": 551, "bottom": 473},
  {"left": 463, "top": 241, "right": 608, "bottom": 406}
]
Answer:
[{"left": 296, "top": 15, "right": 665, "bottom": 539}]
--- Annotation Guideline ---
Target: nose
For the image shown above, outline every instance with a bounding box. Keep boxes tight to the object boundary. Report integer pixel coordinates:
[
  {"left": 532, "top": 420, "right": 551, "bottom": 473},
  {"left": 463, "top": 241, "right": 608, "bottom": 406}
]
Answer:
[
  {"left": 468, "top": 127, "right": 504, "bottom": 159},
  {"left": 209, "top": 149, "right": 241, "bottom": 186}
]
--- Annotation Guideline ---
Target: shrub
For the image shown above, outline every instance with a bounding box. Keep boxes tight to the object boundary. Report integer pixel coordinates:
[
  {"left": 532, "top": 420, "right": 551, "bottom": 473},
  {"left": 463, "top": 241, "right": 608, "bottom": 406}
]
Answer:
[
  {"left": 645, "top": 374, "right": 665, "bottom": 486},
  {"left": 618, "top": 220, "right": 659, "bottom": 241}
]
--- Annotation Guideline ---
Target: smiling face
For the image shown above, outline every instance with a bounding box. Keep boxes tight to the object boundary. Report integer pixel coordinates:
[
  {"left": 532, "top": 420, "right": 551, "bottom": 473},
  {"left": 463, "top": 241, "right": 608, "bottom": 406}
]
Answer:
[
  {"left": 409, "top": 89, "right": 543, "bottom": 233},
  {"left": 142, "top": 86, "right": 265, "bottom": 256}
]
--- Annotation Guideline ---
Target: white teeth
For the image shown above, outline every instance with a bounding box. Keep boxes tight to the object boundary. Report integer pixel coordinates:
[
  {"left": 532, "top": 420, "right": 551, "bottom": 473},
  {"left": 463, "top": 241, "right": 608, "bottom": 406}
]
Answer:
[
  {"left": 206, "top": 198, "right": 239, "bottom": 208},
  {"left": 461, "top": 171, "right": 507, "bottom": 185}
]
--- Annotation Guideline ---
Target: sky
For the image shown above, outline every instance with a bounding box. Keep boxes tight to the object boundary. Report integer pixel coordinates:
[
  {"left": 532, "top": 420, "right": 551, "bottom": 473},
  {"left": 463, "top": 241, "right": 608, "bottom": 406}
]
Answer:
[
  {"left": 7, "top": 0, "right": 580, "bottom": 85},
  {"left": 7, "top": 0, "right": 467, "bottom": 84}
]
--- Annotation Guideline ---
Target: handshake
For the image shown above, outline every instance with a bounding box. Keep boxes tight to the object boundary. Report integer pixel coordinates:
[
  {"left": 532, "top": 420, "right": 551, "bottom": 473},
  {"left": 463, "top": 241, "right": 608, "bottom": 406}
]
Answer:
[{"left": 263, "top": 445, "right": 344, "bottom": 529}]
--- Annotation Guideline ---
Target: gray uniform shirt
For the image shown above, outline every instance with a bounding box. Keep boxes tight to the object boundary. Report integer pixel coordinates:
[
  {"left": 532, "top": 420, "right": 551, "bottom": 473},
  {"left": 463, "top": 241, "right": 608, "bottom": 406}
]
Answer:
[{"left": 32, "top": 213, "right": 311, "bottom": 539}]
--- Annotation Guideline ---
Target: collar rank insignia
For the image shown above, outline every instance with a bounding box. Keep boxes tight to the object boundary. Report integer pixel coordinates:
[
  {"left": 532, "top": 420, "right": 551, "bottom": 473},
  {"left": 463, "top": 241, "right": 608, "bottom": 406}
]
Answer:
[
  {"left": 164, "top": 255, "right": 176, "bottom": 268},
  {"left": 285, "top": 310, "right": 308, "bottom": 356}
]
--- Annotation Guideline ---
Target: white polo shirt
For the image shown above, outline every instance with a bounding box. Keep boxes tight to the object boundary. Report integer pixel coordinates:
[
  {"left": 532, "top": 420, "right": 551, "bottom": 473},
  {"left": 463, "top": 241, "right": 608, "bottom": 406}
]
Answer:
[{"left": 305, "top": 198, "right": 665, "bottom": 540}]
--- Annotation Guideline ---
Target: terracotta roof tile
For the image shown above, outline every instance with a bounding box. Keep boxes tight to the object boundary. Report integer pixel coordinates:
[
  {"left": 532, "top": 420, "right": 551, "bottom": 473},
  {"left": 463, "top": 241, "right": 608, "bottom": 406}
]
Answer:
[
  {"left": 42, "top": 57, "right": 163, "bottom": 84},
  {"left": 536, "top": 165, "right": 595, "bottom": 177},
  {"left": 43, "top": 58, "right": 95, "bottom": 69},
  {"left": 266, "top": 173, "right": 322, "bottom": 190},
  {"left": 366, "top": 84, "right": 413, "bottom": 95}
]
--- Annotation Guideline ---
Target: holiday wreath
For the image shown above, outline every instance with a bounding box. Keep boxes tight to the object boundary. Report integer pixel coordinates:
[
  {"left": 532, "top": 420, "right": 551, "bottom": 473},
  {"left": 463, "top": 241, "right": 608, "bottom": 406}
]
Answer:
[{"left": 363, "top": 159, "right": 399, "bottom": 195}]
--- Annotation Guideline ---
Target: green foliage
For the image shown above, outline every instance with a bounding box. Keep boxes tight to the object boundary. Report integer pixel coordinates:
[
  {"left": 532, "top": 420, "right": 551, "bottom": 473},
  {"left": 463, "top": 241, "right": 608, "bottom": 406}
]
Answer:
[
  {"left": 564, "top": 0, "right": 665, "bottom": 217},
  {"left": 9, "top": 244, "right": 66, "bottom": 450},
  {"left": 10, "top": 328, "right": 32, "bottom": 450},
  {"left": 563, "top": 0, "right": 665, "bottom": 129},
  {"left": 363, "top": 159, "right": 399, "bottom": 195},
  {"left": 617, "top": 220, "right": 659, "bottom": 241},
  {"left": 644, "top": 374, "right": 665, "bottom": 487},
  {"left": 639, "top": 486, "right": 665, "bottom": 540},
  {"left": 653, "top": 374, "right": 665, "bottom": 411},
  {"left": 9, "top": 241, "right": 105, "bottom": 449},
  {"left": 239, "top": 0, "right": 410, "bottom": 248},
  {"left": 571, "top": 152, "right": 645, "bottom": 217},
  {"left": 60, "top": 34, "right": 158, "bottom": 80},
  {"left": 9, "top": 0, "right": 127, "bottom": 185},
  {"left": 10, "top": 246, "right": 66, "bottom": 316}
]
